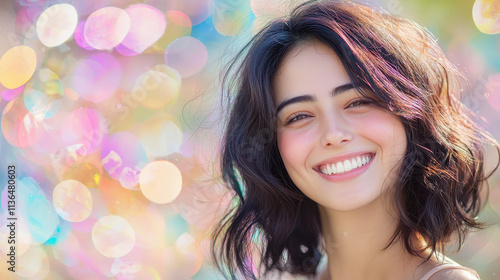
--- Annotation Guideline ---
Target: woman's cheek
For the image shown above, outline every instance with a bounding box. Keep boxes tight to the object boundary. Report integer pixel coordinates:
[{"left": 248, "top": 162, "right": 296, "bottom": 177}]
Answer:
[
  {"left": 357, "top": 111, "right": 392, "bottom": 135},
  {"left": 277, "top": 130, "right": 313, "bottom": 169},
  {"left": 354, "top": 112, "right": 406, "bottom": 155}
]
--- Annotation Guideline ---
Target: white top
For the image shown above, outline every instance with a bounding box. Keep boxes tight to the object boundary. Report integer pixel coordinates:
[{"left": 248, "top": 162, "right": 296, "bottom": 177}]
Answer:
[
  {"left": 418, "top": 263, "right": 481, "bottom": 280},
  {"left": 314, "top": 258, "right": 481, "bottom": 280}
]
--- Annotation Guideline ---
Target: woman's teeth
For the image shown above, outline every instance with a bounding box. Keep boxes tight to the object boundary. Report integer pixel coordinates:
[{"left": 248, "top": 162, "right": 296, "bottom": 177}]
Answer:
[{"left": 320, "top": 155, "right": 372, "bottom": 175}]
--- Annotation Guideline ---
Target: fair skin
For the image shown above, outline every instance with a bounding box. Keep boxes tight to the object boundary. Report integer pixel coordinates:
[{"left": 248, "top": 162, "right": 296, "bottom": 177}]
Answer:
[{"left": 273, "top": 40, "right": 477, "bottom": 280}]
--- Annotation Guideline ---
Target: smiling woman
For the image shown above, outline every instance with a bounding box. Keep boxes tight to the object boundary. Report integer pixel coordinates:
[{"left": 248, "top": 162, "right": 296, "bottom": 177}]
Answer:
[{"left": 210, "top": 1, "right": 500, "bottom": 280}]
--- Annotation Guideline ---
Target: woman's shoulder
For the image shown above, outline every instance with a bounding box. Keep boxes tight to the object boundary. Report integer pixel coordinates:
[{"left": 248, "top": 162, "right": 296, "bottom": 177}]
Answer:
[
  {"left": 313, "top": 255, "right": 480, "bottom": 280},
  {"left": 427, "top": 268, "right": 480, "bottom": 280},
  {"left": 420, "top": 257, "right": 481, "bottom": 280}
]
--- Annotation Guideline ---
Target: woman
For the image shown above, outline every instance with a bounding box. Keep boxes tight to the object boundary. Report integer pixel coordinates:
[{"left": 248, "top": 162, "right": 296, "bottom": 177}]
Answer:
[{"left": 210, "top": 0, "right": 500, "bottom": 279}]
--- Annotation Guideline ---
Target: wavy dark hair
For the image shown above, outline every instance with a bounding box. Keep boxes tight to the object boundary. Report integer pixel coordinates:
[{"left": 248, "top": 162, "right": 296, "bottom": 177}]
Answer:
[{"left": 210, "top": 0, "right": 500, "bottom": 279}]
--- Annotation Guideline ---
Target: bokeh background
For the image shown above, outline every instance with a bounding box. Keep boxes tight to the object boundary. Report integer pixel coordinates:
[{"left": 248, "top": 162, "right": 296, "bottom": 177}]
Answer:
[{"left": 0, "top": 0, "right": 499, "bottom": 279}]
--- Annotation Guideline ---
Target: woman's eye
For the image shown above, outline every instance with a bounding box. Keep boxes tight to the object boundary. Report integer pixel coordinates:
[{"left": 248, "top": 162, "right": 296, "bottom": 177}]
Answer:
[
  {"left": 347, "top": 99, "right": 371, "bottom": 108},
  {"left": 285, "top": 113, "right": 310, "bottom": 125}
]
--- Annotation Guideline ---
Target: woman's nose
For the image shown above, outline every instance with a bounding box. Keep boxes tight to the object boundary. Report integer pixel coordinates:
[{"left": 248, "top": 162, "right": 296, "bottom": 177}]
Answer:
[{"left": 320, "top": 115, "right": 353, "bottom": 148}]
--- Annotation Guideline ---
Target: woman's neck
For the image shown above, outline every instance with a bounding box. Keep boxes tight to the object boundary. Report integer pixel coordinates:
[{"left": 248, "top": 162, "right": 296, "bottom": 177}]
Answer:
[{"left": 317, "top": 196, "right": 433, "bottom": 280}]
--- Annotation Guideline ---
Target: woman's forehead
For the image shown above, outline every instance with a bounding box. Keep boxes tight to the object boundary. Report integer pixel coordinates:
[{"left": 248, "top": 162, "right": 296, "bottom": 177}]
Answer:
[
  {"left": 278, "top": 40, "right": 340, "bottom": 70},
  {"left": 273, "top": 41, "right": 351, "bottom": 100}
]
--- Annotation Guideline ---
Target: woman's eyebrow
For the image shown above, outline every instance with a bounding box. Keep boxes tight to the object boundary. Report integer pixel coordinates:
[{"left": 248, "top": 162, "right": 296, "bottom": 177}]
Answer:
[{"left": 276, "top": 83, "right": 356, "bottom": 114}]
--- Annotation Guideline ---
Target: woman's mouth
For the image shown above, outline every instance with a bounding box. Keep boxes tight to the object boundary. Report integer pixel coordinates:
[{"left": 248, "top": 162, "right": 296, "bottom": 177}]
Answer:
[
  {"left": 318, "top": 154, "right": 373, "bottom": 175},
  {"left": 314, "top": 153, "right": 375, "bottom": 182}
]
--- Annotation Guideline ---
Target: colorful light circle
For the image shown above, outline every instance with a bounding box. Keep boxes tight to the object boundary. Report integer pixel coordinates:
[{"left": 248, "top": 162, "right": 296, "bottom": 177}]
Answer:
[
  {"left": 92, "top": 215, "right": 135, "bottom": 258},
  {"left": 53, "top": 179, "right": 93, "bottom": 222},
  {"left": 36, "top": 4, "right": 78, "bottom": 47},
  {"left": 116, "top": 4, "right": 166, "bottom": 56},
  {"left": 84, "top": 7, "right": 130, "bottom": 50},
  {"left": 164, "top": 36, "right": 208, "bottom": 78},
  {"left": 0, "top": 46, "right": 37, "bottom": 89},
  {"left": 473, "top": 0, "right": 500, "bottom": 34},
  {"left": 139, "top": 160, "right": 183, "bottom": 204}
]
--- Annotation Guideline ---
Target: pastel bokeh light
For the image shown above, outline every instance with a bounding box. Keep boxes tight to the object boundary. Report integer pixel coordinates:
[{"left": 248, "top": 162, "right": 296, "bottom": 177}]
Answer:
[
  {"left": 116, "top": 4, "right": 166, "bottom": 56},
  {"left": 473, "top": 0, "right": 500, "bottom": 34},
  {"left": 139, "top": 160, "right": 183, "bottom": 204},
  {"left": 92, "top": 215, "right": 135, "bottom": 258},
  {"left": 36, "top": 3, "right": 78, "bottom": 47},
  {"left": 164, "top": 36, "right": 208, "bottom": 78},
  {"left": 53, "top": 180, "right": 93, "bottom": 222},
  {"left": 84, "top": 7, "right": 130, "bottom": 50},
  {"left": 0, "top": 46, "right": 37, "bottom": 89}
]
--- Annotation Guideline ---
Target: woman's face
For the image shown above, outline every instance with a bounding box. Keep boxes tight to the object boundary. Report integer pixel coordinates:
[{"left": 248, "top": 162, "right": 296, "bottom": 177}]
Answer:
[{"left": 274, "top": 41, "right": 407, "bottom": 211}]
